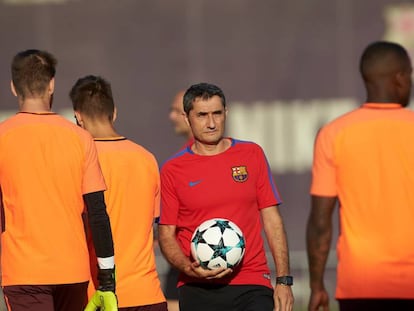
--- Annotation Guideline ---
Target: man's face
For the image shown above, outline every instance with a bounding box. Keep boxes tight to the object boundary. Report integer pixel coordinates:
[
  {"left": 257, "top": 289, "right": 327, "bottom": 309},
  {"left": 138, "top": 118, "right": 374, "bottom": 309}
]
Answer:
[
  {"left": 169, "top": 93, "right": 190, "bottom": 137},
  {"left": 186, "top": 95, "right": 226, "bottom": 145}
]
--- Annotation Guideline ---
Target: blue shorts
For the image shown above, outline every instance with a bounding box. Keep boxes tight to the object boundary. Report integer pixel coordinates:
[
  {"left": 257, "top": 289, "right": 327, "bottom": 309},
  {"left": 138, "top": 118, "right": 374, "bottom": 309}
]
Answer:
[{"left": 179, "top": 283, "right": 273, "bottom": 311}]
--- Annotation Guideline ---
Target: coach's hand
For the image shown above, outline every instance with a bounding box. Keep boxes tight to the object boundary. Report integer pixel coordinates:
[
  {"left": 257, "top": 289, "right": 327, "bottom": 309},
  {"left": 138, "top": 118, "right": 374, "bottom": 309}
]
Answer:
[
  {"left": 274, "top": 284, "right": 294, "bottom": 311},
  {"left": 186, "top": 261, "right": 233, "bottom": 279},
  {"left": 84, "top": 290, "right": 117, "bottom": 311}
]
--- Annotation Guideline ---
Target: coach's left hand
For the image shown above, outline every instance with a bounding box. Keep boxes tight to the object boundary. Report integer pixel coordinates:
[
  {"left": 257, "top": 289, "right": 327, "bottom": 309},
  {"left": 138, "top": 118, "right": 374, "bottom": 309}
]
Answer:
[{"left": 274, "top": 284, "right": 294, "bottom": 311}]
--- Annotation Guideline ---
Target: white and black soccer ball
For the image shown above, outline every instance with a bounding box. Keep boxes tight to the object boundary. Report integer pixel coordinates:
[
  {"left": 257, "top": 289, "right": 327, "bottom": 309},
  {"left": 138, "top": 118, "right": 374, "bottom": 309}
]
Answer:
[{"left": 190, "top": 218, "right": 246, "bottom": 270}]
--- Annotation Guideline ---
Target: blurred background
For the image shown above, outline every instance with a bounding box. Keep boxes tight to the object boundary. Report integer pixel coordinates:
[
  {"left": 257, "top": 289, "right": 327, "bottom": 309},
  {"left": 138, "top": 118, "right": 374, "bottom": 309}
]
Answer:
[{"left": 1, "top": 0, "right": 414, "bottom": 309}]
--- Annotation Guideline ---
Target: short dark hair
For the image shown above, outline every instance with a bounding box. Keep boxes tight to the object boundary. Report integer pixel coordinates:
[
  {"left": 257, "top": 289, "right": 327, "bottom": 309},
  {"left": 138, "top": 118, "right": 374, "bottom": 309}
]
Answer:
[
  {"left": 183, "top": 83, "right": 226, "bottom": 115},
  {"left": 69, "top": 75, "right": 115, "bottom": 122},
  {"left": 11, "top": 49, "right": 57, "bottom": 99},
  {"left": 360, "top": 41, "right": 410, "bottom": 78}
]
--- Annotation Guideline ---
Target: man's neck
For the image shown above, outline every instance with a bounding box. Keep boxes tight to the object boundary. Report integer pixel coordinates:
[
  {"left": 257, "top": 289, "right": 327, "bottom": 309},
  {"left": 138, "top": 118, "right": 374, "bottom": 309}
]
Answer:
[
  {"left": 192, "top": 138, "right": 231, "bottom": 156},
  {"left": 86, "top": 123, "right": 121, "bottom": 139},
  {"left": 19, "top": 97, "right": 51, "bottom": 113}
]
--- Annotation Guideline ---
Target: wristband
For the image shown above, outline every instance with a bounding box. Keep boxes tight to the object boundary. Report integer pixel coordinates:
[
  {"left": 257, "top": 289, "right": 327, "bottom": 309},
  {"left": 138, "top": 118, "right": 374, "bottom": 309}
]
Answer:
[{"left": 276, "top": 275, "right": 293, "bottom": 286}]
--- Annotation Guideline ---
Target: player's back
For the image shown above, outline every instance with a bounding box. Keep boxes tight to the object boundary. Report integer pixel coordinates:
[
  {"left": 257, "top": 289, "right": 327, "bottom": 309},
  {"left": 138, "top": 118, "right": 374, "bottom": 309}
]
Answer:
[
  {"left": 321, "top": 104, "right": 414, "bottom": 228},
  {"left": 314, "top": 103, "right": 414, "bottom": 297},
  {"left": 0, "top": 112, "right": 103, "bottom": 286},
  {"left": 93, "top": 137, "right": 165, "bottom": 307}
]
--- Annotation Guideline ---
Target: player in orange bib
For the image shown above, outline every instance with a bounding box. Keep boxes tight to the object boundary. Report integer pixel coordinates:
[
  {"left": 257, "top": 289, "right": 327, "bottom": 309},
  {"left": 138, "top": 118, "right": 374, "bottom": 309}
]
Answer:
[
  {"left": 0, "top": 50, "right": 116, "bottom": 311},
  {"left": 307, "top": 41, "right": 414, "bottom": 311},
  {"left": 70, "top": 75, "right": 167, "bottom": 311}
]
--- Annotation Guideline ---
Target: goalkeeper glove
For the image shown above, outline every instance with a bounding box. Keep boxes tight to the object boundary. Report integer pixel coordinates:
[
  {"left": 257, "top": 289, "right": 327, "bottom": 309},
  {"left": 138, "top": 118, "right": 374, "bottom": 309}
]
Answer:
[
  {"left": 85, "top": 267, "right": 117, "bottom": 311},
  {"left": 84, "top": 290, "right": 117, "bottom": 311},
  {"left": 85, "top": 289, "right": 118, "bottom": 311}
]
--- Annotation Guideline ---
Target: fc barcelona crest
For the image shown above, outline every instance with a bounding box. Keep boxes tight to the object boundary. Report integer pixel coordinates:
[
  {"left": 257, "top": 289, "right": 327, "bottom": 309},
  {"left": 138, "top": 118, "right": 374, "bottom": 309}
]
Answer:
[{"left": 232, "top": 166, "right": 248, "bottom": 182}]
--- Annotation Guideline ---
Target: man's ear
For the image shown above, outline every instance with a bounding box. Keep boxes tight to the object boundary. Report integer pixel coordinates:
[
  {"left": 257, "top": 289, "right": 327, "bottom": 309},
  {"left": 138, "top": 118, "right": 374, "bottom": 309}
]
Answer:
[
  {"left": 113, "top": 107, "right": 118, "bottom": 122},
  {"left": 184, "top": 113, "right": 190, "bottom": 127},
  {"left": 10, "top": 81, "right": 17, "bottom": 97},
  {"left": 48, "top": 78, "right": 55, "bottom": 95},
  {"left": 74, "top": 111, "right": 84, "bottom": 127},
  {"left": 395, "top": 69, "right": 411, "bottom": 86}
]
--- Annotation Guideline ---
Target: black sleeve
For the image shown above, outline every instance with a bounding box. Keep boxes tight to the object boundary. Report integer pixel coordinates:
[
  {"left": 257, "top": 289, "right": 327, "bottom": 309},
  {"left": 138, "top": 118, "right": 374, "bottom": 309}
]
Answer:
[{"left": 83, "top": 191, "right": 114, "bottom": 258}]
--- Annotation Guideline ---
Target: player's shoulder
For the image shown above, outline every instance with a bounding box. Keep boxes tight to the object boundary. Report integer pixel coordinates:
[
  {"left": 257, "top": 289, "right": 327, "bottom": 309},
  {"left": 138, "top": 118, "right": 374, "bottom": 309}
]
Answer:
[
  {"left": 96, "top": 137, "right": 158, "bottom": 163},
  {"left": 124, "top": 138, "right": 159, "bottom": 162},
  {"left": 52, "top": 116, "right": 98, "bottom": 147},
  {"left": 43, "top": 113, "right": 89, "bottom": 134},
  {"left": 324, "top": 106, "right": 359, "bottom": 127},
  {"left": 316, "top": 106, "right": 362, "bottom": 138},
  {"left": 397, "top": 106, "right": 414, "bottom": 120},
  {"left": 320, "top": 104, "right": 414, "bottom": 135},
  {"left": 62, "top": 117, "right": 94, "bottom": 139},
  {"left": 0, "top": 114, "right": 17, "bottom": 130},
  {"left": 0, "top": 115, "right": 19, "bottom": 138},
  {"left": 122, "top": 138, "right": 148, "bottom": 151},
  {"left": 0, "top": 112, "right": 86, "bottom": 137}
]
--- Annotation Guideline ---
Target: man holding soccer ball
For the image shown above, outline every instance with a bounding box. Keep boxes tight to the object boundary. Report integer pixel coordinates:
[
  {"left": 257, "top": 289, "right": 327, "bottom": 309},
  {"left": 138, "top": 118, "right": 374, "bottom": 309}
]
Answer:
[{"left": 158, "top": 83, "right": 294, "bottom": 311}]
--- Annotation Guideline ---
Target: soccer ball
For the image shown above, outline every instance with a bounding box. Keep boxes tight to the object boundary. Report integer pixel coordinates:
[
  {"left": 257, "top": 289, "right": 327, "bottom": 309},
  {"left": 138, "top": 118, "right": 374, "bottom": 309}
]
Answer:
[{"left": 190, "top": 218, "right": 246, "bottom": 270}]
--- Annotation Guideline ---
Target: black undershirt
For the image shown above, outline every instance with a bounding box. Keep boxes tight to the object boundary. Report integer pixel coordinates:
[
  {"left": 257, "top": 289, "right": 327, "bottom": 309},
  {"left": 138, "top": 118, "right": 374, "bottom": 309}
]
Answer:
[{"left": 83, "top": 191, "right": 114, "bottom": 258}]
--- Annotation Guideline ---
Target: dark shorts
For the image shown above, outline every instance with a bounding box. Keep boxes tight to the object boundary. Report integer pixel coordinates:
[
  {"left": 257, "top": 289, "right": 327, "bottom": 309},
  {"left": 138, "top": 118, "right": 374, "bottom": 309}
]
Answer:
[
  {"left": 120, "top": 302, "right": 168, "bottom": 311},
  {"left": 338, "top": 298, "right": 414, "bottom": 311},
  {"left": 164, "top": 267, "right": 179, "bottom": 300},
  {"left": 179, "top": 283, "right": 274, "bottom": 311},
  {"left": 3, "top": 282, "right": 88, "bottom": 311}
]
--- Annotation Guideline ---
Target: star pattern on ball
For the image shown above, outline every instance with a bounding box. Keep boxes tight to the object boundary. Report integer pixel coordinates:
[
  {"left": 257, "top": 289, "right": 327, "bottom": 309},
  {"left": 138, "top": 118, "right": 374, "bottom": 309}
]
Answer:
[
  {"left": 236, "top": 236, "right": 246, "bottom": 249},
  {"left": 191, "top": 228, "right": 206, "bottom": 245},
  {"left": 191, "top": 218, "right": 246, "bottom": 270},
  {"left": 209, "top": 237, "right": 232, "bottom": 262},
  {"left": 210, "top": 219, "right": 233, "bottom": 234}
]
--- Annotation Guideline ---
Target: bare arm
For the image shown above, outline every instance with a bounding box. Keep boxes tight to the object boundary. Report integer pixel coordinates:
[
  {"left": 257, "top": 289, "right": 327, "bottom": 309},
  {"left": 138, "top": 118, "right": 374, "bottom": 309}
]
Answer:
[
  {"left": 83, "top": 191, "right": 114, "bottom": 261},
  {"left": 158, "top": 224, "right": 231, "bottom": 279},
  {"left": 261, "top": 205, "right": 294, "bottom": 311},
  {"left": 158, "top": 224, "right": 192, "bottom": 272},
  {"left": 306, "top": 195, "right": 336, "bottom": 311}
]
